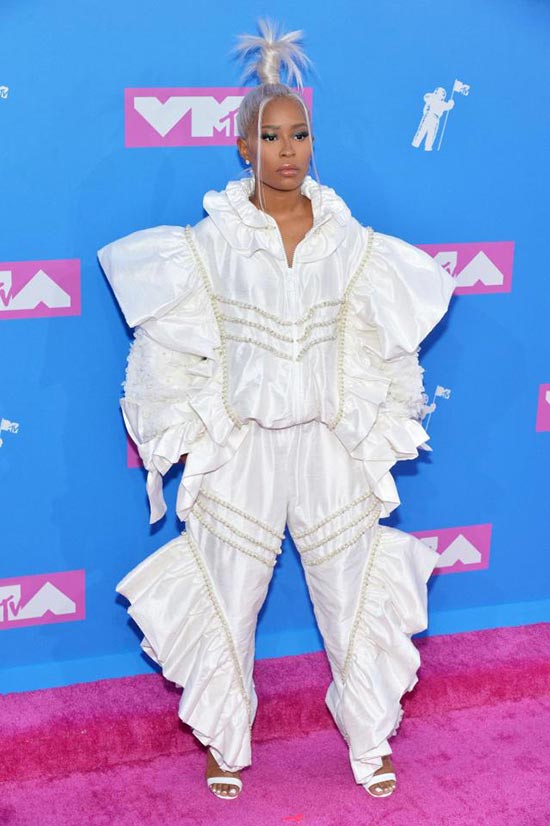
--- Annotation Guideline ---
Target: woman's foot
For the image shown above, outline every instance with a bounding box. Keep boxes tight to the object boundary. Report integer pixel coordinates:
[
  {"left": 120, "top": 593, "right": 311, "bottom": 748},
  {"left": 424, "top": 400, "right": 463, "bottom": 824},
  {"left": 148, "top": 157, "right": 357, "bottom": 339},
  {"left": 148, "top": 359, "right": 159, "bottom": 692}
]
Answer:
[
  {"left": 206, "top": 748, "right": 242, "bottom": 799},
  {"left": 365, "top": 754, "right": 396, "bottom": 797}
]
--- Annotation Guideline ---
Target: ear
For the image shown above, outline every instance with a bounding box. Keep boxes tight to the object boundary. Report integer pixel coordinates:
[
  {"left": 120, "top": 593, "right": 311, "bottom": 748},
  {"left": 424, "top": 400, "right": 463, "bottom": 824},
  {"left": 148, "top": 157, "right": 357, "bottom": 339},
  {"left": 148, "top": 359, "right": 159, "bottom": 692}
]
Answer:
[{"left": 236, "top": 136, "right": 249, "bottom": 164}]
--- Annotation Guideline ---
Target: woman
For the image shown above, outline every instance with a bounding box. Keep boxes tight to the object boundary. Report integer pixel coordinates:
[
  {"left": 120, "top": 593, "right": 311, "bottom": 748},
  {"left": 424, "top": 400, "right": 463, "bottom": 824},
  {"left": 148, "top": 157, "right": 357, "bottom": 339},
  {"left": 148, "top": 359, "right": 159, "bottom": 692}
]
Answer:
[{"left": 97, "top": 20, "right": 455, "bottom": 801}]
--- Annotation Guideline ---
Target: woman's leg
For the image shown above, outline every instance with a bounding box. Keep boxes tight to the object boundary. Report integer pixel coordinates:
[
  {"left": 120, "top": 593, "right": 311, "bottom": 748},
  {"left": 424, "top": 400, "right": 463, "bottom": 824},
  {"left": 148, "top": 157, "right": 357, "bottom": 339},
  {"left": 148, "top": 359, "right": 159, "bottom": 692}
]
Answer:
[
  {"left": 116, "top": 421, "right": 289, "bottom": 791},
  {"left": 287, "top": 420, "right": 438, "bottom": 792}
]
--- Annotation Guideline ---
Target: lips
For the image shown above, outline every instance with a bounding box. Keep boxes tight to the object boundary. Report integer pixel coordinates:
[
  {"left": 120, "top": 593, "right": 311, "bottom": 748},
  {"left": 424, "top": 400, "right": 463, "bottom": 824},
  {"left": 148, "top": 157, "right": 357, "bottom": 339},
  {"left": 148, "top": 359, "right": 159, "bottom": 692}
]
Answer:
[{"left": 278, "top": 165, "right": 299, "bottom": 172}]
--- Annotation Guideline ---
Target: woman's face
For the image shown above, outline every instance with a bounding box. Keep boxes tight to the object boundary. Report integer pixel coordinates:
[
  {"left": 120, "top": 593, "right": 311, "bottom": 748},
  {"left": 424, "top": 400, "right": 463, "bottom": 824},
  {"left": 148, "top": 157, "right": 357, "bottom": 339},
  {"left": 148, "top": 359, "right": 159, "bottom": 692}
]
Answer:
[{"left": 238, "top": 96, "right": 313, "bottom": 193}]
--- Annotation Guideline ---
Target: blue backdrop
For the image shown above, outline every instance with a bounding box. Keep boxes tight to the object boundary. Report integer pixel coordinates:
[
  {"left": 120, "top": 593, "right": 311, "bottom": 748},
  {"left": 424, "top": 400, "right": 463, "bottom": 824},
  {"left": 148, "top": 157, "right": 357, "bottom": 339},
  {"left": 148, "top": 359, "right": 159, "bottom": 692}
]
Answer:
[{"left": 2, "top": 0, "right": 549, "bottom": 693}]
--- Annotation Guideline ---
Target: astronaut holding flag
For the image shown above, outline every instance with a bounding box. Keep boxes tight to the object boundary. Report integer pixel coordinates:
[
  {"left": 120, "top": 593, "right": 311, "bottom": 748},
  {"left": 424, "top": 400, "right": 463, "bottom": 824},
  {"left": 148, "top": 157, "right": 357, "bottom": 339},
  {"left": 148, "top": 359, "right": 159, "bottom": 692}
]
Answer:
[
  {"left": 412, "top": 79, "right": 470, "bottom": 151},
  {"left": 421, "top": 386, "right": 452, "bottom": 433}
]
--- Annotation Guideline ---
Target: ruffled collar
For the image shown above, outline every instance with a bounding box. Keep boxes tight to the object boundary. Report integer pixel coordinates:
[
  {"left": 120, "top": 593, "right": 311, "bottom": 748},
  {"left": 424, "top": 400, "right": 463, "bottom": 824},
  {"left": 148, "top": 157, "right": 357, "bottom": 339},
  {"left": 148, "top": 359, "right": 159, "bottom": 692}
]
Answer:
[{"left": 202, "top": 175, "right": 353, "bottom": 262}]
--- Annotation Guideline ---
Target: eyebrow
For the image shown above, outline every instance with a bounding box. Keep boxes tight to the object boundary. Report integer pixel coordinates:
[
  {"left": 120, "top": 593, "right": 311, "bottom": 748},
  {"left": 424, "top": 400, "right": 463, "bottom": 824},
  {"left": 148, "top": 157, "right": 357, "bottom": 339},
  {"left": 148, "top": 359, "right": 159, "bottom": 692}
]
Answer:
[{"left": 260, "top": 122, "right": 308, "bottom": 129}]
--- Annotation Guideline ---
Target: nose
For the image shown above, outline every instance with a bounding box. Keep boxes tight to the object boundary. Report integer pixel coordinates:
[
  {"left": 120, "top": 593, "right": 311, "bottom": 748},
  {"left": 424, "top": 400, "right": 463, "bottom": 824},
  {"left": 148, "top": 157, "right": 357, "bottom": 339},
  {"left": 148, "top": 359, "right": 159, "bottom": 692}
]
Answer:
[{"left": 280, "top": 136, "right": 295, "bottom": 156}]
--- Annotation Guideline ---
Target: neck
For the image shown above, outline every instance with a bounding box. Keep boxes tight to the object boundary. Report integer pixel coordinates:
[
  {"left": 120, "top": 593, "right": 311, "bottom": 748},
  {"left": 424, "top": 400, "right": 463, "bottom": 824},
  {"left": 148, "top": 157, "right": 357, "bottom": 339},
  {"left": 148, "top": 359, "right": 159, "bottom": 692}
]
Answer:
[{"left": 249, "top": 179, "right": 308, "bottom": 220}]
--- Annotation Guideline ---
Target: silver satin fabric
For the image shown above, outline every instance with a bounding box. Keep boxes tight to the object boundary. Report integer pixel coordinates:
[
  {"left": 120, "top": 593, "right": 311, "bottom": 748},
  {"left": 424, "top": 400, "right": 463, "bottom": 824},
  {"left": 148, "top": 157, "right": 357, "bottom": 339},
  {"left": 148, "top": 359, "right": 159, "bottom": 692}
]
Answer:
[
  {"left": 97, "top": 174, "right": 454, "bottom": 786},
  {"left": 116, "top": 419, "right": 439, "bottom": 785}
]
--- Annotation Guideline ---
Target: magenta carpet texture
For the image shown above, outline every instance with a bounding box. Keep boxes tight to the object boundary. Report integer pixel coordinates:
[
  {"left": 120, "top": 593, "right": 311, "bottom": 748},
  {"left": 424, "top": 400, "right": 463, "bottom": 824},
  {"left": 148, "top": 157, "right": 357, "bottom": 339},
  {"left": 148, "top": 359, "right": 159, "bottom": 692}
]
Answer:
[{"left": 1, "top": 622, "right": 549, "bottom": 825}]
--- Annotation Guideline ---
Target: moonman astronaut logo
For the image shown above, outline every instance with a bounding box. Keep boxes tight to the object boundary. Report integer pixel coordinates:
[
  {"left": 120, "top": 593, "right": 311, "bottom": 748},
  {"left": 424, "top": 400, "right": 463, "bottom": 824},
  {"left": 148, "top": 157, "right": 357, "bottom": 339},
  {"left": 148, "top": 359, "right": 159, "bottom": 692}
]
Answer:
[
  {"left": 125, "top": 87, "right": 313, "bottom": 147},
  {"left": 0, "top": 85, "right": 9, "bottom": 99},
  {"left": 421, "top": 385, "right": 452, "bottom": 434},
  {"left": 0, "top": 416, "right": 19, "bottom": 449},
  {"left": 0, "top": 259, "right": 81, "bottom": 319},
  {"left": 0, "top": 571, "right": 85, "bottom": 629},
  {"left": 412, "top": 79, "right": 470, "bottom": 151},
  {"left": 413, "top": 524, "right": 492, "bottom": 574}
]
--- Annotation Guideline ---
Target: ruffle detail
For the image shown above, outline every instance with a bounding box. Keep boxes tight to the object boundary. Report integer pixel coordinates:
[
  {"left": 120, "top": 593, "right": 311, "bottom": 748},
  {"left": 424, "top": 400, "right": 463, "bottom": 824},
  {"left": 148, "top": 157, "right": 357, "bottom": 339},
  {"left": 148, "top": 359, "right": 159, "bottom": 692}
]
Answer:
[
  {"left": 361, "top": 231, "right": 456, "bottom": 361},
  {"left": 133, "top": 331, "right": 249, "bottom": 524},
  {"left": 330, "top": 333, "right": 432, "bottom": 519},
  {"left": 115, "top": 531, "right": 254, "bottom": 771},
  {"left": 175, "top": 421, "right": 252, "bottom": 523},
  {"left": 326, "top": 524, "right": 439, "bottom": 785},
  {"left": 203, "top": 174, "right": 352, "bottom": 262},
  {"left": 98, "top": 225, "right": 202, "bottom": 329},
  {"left": 329, "top": 228, "right": 453, "bottom": 519},
  {"left": 98, "top": 225, "right": 247, "bottom": 524}
]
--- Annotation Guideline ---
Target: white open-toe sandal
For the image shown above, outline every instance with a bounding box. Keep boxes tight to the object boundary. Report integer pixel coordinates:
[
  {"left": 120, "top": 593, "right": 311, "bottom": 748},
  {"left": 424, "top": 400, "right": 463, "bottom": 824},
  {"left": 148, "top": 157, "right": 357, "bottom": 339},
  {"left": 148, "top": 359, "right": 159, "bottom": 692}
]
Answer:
[
  {"left": 206, "top": 775, "right": 243, "bottom": 800},
  {"left": 363, "top": 771, "right": 397, "bottom": 798}
]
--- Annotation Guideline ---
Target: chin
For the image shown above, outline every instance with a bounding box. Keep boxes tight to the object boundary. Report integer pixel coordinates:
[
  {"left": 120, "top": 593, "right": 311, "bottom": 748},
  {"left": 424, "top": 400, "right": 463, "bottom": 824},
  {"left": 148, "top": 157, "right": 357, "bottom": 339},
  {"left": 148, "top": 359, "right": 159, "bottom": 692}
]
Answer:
[{"left": 268, "top": 174, "right": 306, "bottom": 190}]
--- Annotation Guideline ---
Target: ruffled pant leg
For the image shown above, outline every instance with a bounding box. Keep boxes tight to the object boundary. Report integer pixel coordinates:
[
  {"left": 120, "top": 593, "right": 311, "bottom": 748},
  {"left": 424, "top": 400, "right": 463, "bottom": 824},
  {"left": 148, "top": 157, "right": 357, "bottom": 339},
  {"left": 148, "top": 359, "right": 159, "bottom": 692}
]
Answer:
[
  {"left": 288, "top": 421, "right": 439, "bottom": 786},
  {"left": 115, "top": 421, "right": 288, "bottom": 772}
]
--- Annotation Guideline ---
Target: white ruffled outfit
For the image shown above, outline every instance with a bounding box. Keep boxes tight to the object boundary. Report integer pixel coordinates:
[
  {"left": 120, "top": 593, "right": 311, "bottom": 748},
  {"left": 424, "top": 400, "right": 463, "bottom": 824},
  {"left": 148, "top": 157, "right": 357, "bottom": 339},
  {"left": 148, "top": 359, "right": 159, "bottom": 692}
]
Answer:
[{"left": 97, "top": 174, "right": 455, "bottom": 786}]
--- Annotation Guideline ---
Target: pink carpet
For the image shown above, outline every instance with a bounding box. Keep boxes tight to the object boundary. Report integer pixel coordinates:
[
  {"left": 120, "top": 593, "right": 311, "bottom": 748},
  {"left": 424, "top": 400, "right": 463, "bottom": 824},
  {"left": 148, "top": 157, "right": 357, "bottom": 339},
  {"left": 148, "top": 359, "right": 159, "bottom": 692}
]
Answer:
[{"left": 1, "top": 622, "right": 549, "bottom": 825}]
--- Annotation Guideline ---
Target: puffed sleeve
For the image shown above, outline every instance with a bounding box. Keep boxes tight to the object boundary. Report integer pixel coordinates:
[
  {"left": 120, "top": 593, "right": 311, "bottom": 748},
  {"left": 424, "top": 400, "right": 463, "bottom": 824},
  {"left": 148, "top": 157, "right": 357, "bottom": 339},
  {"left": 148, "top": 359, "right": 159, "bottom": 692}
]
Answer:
[
  {"left": 97, "top": 225, "right": 217, "bottom": 523},
  {"left": 330, "top": 227, "right": 453, "bottom": 515},
  {"left": 97, "top": 225, "right": 199, "bottom": 328},
  {"left": 363, "top": 231, "right": 456, "bottom": 361}
]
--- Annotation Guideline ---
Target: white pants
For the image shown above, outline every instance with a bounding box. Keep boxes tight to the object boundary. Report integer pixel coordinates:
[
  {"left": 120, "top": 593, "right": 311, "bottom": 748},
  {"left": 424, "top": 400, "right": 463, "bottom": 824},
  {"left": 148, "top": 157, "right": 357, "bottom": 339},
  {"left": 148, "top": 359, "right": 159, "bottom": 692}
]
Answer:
[{"left": 116, "top": 419, "right": 438, "bottom": 786}]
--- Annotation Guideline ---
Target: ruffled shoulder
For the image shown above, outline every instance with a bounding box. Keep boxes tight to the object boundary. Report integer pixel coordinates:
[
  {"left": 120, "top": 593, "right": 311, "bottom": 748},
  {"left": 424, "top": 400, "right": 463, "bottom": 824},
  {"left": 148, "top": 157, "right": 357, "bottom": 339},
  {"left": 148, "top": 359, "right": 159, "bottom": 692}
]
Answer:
[
  {"left": 97, "top": 225, "right": 199, "bottom": 328},
  {"left": 361, "top": 230, "right": 456, "bottom": 360}
]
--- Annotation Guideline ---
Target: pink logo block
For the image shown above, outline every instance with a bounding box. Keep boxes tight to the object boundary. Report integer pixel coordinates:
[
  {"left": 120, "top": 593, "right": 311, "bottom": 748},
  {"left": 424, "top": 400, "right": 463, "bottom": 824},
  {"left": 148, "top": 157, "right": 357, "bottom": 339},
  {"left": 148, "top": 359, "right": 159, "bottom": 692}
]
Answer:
[
  {"left": 535, "top": 383, "right": 550, "bottom": 431},
  {"left": 127, "top": 433, "right": 143, "bottom": 468},
  {"left": 0, "top": 570, "right": 85, "bottom": 629},
  {"left": 417, "top": 241, "right": 514, "bottom": 294},
  {"left": 412, "top": 523, "right": 492, "bottom": 574},
  {"left": 0, "top": 259, "right": 81, "bottom": 320},
  {"left": 125, "top": 87, "right": 313, "bottom": 147}
]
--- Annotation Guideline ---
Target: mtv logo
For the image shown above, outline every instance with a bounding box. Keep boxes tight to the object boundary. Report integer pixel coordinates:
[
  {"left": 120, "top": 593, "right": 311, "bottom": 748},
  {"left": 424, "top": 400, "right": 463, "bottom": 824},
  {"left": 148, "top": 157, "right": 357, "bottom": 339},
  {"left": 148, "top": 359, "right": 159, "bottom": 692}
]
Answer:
[
  {"left": 0, "top": 259, "right": 81, "bottom": 320},
  {"left": 413, "top": 523, "right": 492, "bottom": 573},
  {"left": 125, "top": 86, "right": 313, "bottom": 147},
  {"left": 0, "top": 570, "right": 85, "bottom": 628},
  {"left": 535, "top": 383, "right": 550, "bottom": 431},
  {"left": 417, "top": 241, "right": 514, "bottom": 294},
  {"left": 0, "top": 418, "right": 19, "bottom": 434}
]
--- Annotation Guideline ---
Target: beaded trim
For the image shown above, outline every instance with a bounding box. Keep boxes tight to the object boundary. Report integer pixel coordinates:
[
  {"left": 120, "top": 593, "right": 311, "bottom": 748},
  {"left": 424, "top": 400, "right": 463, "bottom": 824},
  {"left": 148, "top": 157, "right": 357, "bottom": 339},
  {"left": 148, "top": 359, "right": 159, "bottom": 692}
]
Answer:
[
  {"left": 340, "top": 523, "right": 383, "bottom": 683},
  {"left": 184, "top": 224, "right": 375, "bottom": 413},
  {"left": 292, "top": 490, "right": 377, "bottom": 540},
  {"left": 224, "top": 332, "right": 339, "bottom": 361},
  {"left": 221, "top": 314, "right": 338, "bottom": 343},
  {"left": 216, "top": 295, "right": 342, "bottom": 326},
  {"left": 299, "top": 499, "right": 381, "bottom": 553},
  {"left": 182, "top": 530, "right": 253, "bottom": 726},
  {"left": 190, "top": 503, "right": 278, "bottom": 568},
  {"left": 193, "top": 498, "right": 281, "bottom": 555},
  {"left": 199, "top": 487, "right": 285, "bottom": 540},
  {"left": 300, "top": 505, "right": 382, "bottom": 567},
  {"left": 326, "top": 226, "right": 375, "bottom": 431},
  {"left": 184, "top": 226, "right": 244, "bottom": 429}
]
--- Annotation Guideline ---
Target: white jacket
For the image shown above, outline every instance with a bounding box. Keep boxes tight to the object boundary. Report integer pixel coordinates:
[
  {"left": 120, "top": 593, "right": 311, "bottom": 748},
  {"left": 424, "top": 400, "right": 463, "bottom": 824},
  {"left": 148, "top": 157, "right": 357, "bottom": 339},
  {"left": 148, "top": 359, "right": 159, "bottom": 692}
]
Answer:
[{"left": 97, "top": 174, "right": 455, "bottom": 524}]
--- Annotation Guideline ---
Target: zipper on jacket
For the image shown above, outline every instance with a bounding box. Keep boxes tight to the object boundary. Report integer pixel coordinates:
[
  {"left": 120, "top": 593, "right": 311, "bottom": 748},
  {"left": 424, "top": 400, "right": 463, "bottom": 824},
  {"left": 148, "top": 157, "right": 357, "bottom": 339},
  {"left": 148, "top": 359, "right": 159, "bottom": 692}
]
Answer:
[
  {"left": 268, "top": 214, "right": 319, "bottom": 271},
  {"left": 269, "top": 216, "right": 312, "bottom": 421},
  {"left": 285, "top": 265, "right": 301, "bottom": 420}
]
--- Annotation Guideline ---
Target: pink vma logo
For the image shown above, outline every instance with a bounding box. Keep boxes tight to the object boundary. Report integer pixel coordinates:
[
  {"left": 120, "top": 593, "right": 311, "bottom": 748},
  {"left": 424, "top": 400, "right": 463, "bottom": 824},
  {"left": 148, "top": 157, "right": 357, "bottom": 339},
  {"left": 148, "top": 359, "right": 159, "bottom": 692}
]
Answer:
[
  {"left": 535, "top": 383, "right": 550, "bottom": 431},
  {"left": 413, "top": 523, "right": 492, "bottom": 573},
  {"left": 0, "top": 570, "right": 85, "bottom": 629},
  {"left": 417, "top": 241, "right": 514, "bottom": 294},
  {"left": 125, "top": 87, "right": 313, "bottom": 147},
  {"left": 0, "top": 259, "right": 81, "bottom": 320}
]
